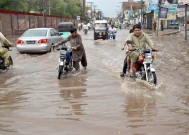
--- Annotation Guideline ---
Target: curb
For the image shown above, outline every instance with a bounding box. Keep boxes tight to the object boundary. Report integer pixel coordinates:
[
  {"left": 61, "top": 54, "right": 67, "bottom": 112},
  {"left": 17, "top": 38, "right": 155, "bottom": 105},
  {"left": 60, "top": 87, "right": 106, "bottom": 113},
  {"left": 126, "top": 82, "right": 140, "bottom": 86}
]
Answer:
[{"left": 160, "top": 30, "right": 180, "bottom": 36}]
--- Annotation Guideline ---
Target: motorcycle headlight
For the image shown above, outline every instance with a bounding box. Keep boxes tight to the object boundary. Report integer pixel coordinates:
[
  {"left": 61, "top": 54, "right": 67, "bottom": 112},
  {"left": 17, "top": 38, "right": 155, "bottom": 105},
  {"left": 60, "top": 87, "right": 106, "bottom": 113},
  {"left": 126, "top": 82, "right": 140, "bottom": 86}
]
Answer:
[{"left": 145, "top": 54, "right": 152, "bottom": 59}]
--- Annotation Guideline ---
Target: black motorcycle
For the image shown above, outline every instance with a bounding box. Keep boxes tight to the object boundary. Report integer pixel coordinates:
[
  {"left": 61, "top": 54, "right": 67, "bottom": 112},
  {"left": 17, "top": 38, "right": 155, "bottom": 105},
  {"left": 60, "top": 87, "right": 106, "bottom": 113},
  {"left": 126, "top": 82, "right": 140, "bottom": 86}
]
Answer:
[
  {"left": 0, "top": 46, "right": 13, "bottom": 70},
  {"left": 57, "top": 44, "right": 73, "bottom": 79}
]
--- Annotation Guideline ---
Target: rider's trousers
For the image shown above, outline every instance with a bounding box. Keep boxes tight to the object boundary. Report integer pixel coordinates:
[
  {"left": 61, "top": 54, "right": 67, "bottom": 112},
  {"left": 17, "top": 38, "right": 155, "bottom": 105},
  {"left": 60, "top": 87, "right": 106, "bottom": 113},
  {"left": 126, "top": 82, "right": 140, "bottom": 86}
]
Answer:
[{"left": 0, "top": 47, "right": 9, "bottom": 66}]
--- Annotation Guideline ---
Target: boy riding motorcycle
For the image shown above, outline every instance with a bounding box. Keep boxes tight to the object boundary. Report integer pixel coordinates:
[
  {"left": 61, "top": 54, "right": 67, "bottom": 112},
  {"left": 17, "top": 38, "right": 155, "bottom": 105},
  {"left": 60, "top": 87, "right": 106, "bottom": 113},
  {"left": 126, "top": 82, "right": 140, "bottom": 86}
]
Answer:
[
  {"left": 120, "top": 24, "right": 158, "bottom": 77},
  {"left": 0, "top": 32, "right": 12, "bottom": 67}
]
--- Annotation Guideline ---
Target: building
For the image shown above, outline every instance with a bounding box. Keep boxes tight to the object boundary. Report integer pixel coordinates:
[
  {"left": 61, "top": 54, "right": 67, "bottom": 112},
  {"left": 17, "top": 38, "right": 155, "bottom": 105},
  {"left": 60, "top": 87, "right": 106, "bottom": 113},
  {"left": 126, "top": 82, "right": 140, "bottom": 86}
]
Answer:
[{"left": 122, "top": 1, "right": 139, "bottom": 24}]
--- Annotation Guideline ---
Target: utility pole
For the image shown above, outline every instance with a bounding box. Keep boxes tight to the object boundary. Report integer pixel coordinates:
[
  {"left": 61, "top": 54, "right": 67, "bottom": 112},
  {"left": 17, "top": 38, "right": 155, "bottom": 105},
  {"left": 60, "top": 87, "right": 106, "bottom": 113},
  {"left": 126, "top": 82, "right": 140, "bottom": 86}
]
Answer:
[
  {"left": 39, "top": 0, "right": 47, "bottom": 27},
  {"left": 87, "top": 2, "right": 93, "bottom": 21},
  {"left": 185, "top": 4, "right": 187, "bottom": 40},
  {"left": 140, "top": 0, "right": 143, "bottom": 24},
  {"left": 93, "top": 5, "right": 97, "bottom": 20},
  {"left": 157, "top": 0, "right": 162, "bottom": 36},
  {"left": 48, "top": 0, "right": 51, "bottom": 15}
]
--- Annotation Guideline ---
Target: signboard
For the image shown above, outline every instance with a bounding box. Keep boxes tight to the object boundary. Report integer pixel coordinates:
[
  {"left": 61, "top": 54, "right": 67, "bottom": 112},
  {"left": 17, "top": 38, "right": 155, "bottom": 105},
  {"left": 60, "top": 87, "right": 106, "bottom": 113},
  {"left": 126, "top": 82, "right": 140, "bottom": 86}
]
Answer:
[
  {"left": 155, "top": 4, "right": 177, "bottom": 20},
  {"left": 178, "top": 0, "right": 189, "bottom": 4},
  {"left": 183, "top": 0, "right": 189, "bottom": 4},
  {"left": 177, "top": 4, "right": 185, "bottom": 17},
  {"left": 77, "top": 16, "right": 80, "bottom": 21},
  {"left": 167, "top": 4, "right": 177, "bottom": 20},
  {"left": 148, "top": 0, "right": 158, "bottom": 11},
  {"left": 167, "top": 20, "right": 179, "bottom": 28},
  {"left": 160, "top": 7, "right": 168, "bottom": 18}
]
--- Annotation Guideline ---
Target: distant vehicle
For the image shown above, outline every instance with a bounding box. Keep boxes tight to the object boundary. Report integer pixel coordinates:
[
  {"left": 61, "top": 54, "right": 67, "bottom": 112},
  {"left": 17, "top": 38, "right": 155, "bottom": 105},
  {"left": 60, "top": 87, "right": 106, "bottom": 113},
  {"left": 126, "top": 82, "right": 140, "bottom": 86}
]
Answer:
[
  {"left": 58, "top": 22, "right": 74, "bottom": 39},
  {"left": 16, "top": 28, "right": 63, "bottom": 53},
  {"left": 94, "top": 20, "right": 108, "bottom": 40}
]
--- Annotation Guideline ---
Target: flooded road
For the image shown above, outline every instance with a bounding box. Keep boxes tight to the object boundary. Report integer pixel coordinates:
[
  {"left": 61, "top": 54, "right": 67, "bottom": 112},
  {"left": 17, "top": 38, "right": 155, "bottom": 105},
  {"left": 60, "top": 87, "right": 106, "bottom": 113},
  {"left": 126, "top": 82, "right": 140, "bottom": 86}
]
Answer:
[{"left": 0, "top": 29, "right": 189, "bottom": 135}]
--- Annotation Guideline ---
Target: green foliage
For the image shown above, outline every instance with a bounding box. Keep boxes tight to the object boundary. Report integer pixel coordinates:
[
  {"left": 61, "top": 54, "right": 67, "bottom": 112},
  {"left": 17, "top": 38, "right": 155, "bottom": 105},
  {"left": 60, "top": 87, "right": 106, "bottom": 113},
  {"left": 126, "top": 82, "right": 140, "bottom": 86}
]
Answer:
[{"left": 0, "top": 0, "right": 82, "bottom": 18}]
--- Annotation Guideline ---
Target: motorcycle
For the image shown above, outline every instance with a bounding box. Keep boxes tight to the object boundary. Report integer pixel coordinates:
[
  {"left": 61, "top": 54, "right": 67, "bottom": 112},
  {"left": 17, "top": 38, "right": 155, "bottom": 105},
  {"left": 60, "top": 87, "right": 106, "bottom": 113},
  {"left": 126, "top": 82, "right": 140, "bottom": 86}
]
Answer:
[
  {"left": 57, "top": 44, "right": 73, "bottom": 79},
  {"left": 83, "top": 28, "right": 88, "bottom": 35},
  {"left": 128, "top": 49, "right": 157, "bottom": 85},
  {"left": 108, "top": 32, "right": 116, "bottom": 40},
  {"left": 0, "top": 46, "right": 13, "bottom": 70}
]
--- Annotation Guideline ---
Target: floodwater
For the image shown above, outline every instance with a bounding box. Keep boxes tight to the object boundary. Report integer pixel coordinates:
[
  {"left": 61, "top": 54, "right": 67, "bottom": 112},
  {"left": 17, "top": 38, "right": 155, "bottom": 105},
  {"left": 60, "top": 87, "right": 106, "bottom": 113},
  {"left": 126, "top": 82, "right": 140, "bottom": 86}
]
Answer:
[{"left": 0, "top": 29, "right": 189, "bottom": 135}]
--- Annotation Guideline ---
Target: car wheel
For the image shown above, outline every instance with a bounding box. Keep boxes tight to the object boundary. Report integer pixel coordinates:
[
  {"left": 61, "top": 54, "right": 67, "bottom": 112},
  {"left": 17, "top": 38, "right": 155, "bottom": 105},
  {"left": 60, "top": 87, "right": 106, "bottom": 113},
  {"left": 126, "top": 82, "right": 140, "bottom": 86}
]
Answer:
[{"left": 49, "top": 45, "right": 53, "bottom": 52}]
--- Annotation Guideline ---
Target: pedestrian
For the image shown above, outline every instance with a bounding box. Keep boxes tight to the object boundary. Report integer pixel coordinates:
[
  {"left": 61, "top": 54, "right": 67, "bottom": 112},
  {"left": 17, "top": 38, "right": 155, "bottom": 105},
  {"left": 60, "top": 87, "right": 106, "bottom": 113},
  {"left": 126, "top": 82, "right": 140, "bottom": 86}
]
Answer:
[
  {"left": 138, "top": 22, "right": 142, "bottom": 28},
  {"left": 161, "top": 20, "right": 164, "bottom": 31},
  {"left": 153, "top": 20, "right": 157, "bottom": 31},
  {"left": 54, "top": 28, "right": 87, "bottom": 71}
]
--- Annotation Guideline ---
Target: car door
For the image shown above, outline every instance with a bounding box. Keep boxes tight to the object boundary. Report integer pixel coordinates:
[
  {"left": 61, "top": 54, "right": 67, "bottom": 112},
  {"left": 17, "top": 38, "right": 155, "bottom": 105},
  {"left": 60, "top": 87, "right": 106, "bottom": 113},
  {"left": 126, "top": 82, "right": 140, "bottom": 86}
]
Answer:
[
  {"left": 49, "top": 29, "right": 57, "bottom": 45},
  {"left": 52, "top": 29, "right": 63, "bottom": 43}
]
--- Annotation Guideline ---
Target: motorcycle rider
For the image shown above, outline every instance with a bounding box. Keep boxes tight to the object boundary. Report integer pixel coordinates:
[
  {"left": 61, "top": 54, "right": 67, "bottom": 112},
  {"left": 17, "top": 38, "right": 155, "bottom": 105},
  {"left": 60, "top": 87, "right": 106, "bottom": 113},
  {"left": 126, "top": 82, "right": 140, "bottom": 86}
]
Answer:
[
  {"left": 108, "top": 25, "right": 117, "bottom": 40},
  {"left": 0, "top": 32, "right": 12, "bottom": 67},
  {"left": 83, "top": 22, "right": 89, "bottom": 34},
  {"left": 120, "top": 29, "right": 134, "bottom": 77},
  {"left": 120, "top": 24, "right": 158, "bottom": 77},
  {"left": 54, "top": 28, "right": 87, "bottom": 71}
]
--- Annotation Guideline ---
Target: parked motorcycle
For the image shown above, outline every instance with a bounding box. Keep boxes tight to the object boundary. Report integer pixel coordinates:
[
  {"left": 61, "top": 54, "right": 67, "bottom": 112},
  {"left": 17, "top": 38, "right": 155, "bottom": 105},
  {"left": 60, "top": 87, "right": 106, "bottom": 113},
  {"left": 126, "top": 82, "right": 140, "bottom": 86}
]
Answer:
[
  {"left": 128, "top": 49, "right": 157, "bottom": 85},
  {"left": 57, "top": 44, "right": 73, "bottom": 79},
  {"left": 0, "top": 46, "right": 13, "bottom": 70}
]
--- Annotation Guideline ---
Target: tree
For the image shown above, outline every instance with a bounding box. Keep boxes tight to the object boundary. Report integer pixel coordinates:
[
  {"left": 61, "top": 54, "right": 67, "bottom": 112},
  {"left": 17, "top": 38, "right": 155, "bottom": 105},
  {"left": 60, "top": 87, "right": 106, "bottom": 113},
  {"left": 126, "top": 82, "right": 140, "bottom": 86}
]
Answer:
[{"left": 0, "top": 0, "right": 83, "bottom": 19}]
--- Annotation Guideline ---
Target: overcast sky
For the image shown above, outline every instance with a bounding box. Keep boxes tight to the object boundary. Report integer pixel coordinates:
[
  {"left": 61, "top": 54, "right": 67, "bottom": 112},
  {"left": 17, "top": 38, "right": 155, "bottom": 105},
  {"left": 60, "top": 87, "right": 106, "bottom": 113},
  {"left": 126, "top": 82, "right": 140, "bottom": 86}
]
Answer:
[{"left": 86, "top": 0, "right": 125, "bottom": 17}]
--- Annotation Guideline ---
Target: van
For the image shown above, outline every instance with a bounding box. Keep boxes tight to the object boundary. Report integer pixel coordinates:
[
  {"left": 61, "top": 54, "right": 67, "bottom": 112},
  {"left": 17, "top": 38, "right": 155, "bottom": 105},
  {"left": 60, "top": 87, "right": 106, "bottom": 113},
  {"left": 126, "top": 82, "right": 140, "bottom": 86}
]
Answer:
[
  {"left": 94, "top": 20, "right": 108, "bottom": 40},
  {"left": 58, "top": 22, "right": 74, "bottom": 39}
]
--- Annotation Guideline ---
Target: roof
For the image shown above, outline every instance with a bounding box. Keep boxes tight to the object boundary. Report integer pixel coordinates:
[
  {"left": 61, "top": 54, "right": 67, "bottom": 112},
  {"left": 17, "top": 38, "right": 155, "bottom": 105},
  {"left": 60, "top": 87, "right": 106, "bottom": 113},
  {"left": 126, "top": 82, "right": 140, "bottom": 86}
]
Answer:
[
  {"left": 122, "top": 2, "right": 138, "bottom": 11},
  {"left": 94, "top": 20, "right": 108, "bottom": 23},
  {"left": 29, "top": 28, "right": 53, "bottom": 30},
  {"left": 58, "top": 22, "right": 74, "bottom": 25}
]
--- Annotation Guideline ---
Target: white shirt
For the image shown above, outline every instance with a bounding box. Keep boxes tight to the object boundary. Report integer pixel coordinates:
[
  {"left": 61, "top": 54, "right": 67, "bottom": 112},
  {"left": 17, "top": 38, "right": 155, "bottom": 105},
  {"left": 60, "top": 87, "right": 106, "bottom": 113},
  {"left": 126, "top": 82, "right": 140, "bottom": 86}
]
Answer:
[
  {"left": 108, "top": 27, "right": 117, "bottom": 34},
  {"left": 83, "top": 25, "right": 89, "bottom": 30}
]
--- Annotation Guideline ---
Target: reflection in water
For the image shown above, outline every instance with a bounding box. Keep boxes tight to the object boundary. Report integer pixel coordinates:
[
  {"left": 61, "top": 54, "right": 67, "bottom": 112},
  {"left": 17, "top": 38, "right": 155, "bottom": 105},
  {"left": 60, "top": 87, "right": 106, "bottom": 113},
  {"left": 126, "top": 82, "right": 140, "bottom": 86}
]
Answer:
[
  {"left": 59, "top": 74, "right": 87, "bottom": 120},
  {"left": 0, "top": 123, "right": 17, "bottom": 133},
  {"left": 0, "top": 75, "right": 26, "bottom": 133}
]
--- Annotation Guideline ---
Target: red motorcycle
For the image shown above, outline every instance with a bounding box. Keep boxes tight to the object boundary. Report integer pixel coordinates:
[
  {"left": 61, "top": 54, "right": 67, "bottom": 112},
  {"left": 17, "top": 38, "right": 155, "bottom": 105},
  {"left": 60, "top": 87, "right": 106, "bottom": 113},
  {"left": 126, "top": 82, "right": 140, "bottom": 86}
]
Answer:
[{"left": 128, "top": 49, "right": 157, "bottom": 85}]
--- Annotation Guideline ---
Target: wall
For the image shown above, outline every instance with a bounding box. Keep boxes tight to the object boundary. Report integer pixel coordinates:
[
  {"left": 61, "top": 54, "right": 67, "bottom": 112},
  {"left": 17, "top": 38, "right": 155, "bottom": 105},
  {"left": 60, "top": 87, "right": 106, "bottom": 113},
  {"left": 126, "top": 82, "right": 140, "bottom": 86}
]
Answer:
[{"left": 0, "top": 10, "right": 75, "bottom": 36}]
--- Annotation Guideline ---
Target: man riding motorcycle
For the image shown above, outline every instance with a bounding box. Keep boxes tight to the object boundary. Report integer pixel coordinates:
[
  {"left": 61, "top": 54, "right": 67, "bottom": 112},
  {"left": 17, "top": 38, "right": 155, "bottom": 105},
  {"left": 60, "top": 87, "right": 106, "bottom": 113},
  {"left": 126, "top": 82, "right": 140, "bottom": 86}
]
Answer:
[
  {"left": 108, "top": 25, "right": 117, "bottom": 40},
  {"left": 120, "top": 24, "right": 158, "bottom": 77},
  {"left": 0, "top": 32, "right": 12, "bottom": 67},
  {"left": 83, "top": 23, "right": 89, "bottom": 34}
]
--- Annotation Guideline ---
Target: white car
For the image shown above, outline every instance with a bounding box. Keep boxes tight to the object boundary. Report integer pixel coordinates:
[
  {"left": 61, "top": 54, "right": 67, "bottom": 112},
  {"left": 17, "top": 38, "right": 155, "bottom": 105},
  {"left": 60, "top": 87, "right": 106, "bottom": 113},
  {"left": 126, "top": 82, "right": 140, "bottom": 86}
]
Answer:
[{"left": 16, "top": 28, "right": 63, "bottom": 53}]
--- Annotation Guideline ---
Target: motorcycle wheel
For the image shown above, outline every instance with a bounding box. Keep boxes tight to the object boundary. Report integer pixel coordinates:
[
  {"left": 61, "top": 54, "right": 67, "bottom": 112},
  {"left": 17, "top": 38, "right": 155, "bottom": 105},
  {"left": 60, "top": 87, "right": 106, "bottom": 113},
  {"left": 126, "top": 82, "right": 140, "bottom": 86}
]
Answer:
[
  {"left": 58, "top": 65, "right": 63, "bottom": 79},
  {"left": 8, "top": 56, "right": 13, "bottom": 66},
  {"left": 147, "top": 71, "right": 157, "bottom": 85}
]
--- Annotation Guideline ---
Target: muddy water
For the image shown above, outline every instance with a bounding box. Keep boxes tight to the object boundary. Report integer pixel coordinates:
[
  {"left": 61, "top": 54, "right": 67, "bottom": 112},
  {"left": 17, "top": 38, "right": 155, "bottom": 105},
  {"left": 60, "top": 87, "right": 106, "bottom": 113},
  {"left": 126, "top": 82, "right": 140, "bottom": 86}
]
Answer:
[{"left": 0, "top": 29, "right": 189, "bottom": 135}]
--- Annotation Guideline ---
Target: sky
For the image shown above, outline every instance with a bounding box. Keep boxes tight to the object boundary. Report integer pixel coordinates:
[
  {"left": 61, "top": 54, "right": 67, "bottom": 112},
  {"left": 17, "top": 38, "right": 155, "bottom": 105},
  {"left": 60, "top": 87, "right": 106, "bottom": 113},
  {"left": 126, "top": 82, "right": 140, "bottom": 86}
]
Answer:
[{"left": 86, "top": 0, "right": 125, "bottom": 17}]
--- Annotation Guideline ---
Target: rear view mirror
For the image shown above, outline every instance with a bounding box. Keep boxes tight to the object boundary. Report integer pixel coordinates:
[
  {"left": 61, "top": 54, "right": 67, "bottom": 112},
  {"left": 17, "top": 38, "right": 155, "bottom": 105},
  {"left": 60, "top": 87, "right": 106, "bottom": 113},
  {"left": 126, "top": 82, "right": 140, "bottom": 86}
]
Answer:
[{"left": 59, "top": 33, "right": 63, "bottom": 36}]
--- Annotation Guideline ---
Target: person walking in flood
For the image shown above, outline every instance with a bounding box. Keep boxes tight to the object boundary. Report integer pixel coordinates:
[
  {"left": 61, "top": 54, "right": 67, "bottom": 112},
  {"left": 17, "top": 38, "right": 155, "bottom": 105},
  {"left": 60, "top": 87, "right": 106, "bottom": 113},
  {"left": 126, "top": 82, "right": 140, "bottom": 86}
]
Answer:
[{"left": 54, "top": 28, "right": 87, "bottom": 71}]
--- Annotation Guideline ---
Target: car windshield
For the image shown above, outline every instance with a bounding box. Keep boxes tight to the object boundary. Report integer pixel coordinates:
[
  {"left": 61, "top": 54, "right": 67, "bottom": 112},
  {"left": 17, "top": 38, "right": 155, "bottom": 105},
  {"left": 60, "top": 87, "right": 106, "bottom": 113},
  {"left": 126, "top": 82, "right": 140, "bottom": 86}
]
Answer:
[
  {"left": 22, "top": 29, "right": 48, "bottom": 37},
  {"left": 95, "top": 23, "right": 107, "bottom": 29},
  {"left": 58, "top": 25, "right": 74, "bottom": 32}
]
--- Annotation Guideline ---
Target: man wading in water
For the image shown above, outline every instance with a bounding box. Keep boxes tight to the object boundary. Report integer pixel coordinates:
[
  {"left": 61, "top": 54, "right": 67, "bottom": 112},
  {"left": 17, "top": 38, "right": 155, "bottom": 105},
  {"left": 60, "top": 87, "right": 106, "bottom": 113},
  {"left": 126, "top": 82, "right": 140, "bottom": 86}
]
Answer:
[{"left": 54, "top": 28, "right": 87, "bottom": 71}]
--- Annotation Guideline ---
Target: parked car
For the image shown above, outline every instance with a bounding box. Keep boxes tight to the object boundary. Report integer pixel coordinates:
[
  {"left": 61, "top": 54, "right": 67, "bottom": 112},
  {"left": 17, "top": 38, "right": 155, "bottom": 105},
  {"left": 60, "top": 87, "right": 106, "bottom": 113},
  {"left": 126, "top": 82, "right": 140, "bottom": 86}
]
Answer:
[
  {"left": 16, "top": 28, "right": 63, "bottom": 53},
  {"left": 58, "top": 22, "right": 74, "bottom": 39},
  {"left": 94, "top": 20, "right": 108, "bottom": 40}
]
